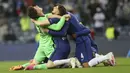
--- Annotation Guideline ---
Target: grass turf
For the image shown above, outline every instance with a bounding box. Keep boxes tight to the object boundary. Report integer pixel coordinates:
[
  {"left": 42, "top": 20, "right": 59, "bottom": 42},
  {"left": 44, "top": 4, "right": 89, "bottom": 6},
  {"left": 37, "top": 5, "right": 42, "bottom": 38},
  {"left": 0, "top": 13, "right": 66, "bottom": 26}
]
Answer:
[{"left": 0, "top": 58, "right": 130, "bottom": 73}]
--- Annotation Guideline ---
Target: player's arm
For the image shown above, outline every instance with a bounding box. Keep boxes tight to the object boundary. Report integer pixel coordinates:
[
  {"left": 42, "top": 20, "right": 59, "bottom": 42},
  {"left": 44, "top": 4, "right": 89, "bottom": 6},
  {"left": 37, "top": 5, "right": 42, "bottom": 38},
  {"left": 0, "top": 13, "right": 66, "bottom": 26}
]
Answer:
[
  {"left": 31, "top": 15, "right": 62, "bottom": 26},
  {"left": 41, "top": 14, "right": 62, "bottom": 25},
  {"left": 72, "top": 28, "right": 91, "bottom": 38},
  {"left": 48, "top": 14, "right": 70, "bottom": 31},
  {"left": 47, "top": 16, "right": 66, "bottom": 31},
  {"left": 76, "top": 28, "right": 91, "bottom": 37},
  {"left": 48, "top": 22, "right": 69, "bottom": 36},
  {"left": 47, "top": 14, "right": 62, "bottom": 19}
]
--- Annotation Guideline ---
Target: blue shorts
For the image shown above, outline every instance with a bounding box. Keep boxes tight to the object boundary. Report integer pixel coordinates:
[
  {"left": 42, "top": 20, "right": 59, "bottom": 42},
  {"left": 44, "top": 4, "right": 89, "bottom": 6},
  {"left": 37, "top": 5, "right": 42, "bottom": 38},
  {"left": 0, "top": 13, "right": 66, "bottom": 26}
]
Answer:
[
  {"left": 49, "top": 38, "right": 70, "bottom": 61},
  {"left": 75, "top": 36, "right": 93, "bottom": 63}
]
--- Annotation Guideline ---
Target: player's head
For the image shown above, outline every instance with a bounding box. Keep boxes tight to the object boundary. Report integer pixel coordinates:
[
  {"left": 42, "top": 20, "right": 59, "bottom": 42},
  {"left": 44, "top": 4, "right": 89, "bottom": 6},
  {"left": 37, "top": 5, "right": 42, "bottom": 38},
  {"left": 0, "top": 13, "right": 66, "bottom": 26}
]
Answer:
[
  {"left": 28, "top": 4, "right": 44, "bottom": 19},
  {"left": 52, "top": 4, "right": 67, "bottom": 16}
]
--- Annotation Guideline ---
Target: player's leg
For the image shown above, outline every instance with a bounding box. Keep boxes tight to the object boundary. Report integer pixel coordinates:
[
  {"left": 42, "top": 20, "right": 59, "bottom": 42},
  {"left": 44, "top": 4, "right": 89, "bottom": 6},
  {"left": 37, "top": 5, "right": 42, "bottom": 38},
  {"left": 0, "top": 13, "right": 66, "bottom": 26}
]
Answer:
[
  {"left": 25, "top": 45, "right": 55, "bottom": 69},
  {"left": 24, "top": 57, "right": 79, "bottom": 70},
  {"left": 31, "top": 37, "right": 55, "bottom": 67},
  {"left": 9, "top": 46, "right": 47, "bottom": 71},
  {"left": 9, "top": 46, "right": 42, "bottom": 71},
  {"left": 25, "top": 41, "right": 72, "bottom": 70},
  {"left": 33, "top": 48, "right": 46, "bottom": 64},
  {"left": 24, "top": 63, "right": 48, "bottom": 70},
  {"left": 88, "top": 52, "right": 116, "bottom": 67},
  {"left": 33, "top": 37, "right": 54, "bottom": 64},
  {"left": 45, "top": 39, "right": 72, "bottom": 68},
  {"left": 75, "top": 36, "right": 93, "bottom": 68},
  {"left": 48, "top": 49, "right": 70, "bottom": 68},
  {"left": 24, "top": 50, "right": 53, "bottom": 70}
]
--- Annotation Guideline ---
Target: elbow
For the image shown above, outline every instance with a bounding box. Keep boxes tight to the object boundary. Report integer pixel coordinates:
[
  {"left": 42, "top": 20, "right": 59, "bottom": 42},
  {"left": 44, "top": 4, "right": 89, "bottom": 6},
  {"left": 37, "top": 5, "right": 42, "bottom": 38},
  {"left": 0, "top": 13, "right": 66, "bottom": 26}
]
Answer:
[
  {"left": 61, "top": 34, "right": 66, "bottom": 36},
  {"left": 60, "top": 31, "right": 66, "bottom": 36},
  {"left": 62, "top": 33, "right": 66, "bottom": 36}
]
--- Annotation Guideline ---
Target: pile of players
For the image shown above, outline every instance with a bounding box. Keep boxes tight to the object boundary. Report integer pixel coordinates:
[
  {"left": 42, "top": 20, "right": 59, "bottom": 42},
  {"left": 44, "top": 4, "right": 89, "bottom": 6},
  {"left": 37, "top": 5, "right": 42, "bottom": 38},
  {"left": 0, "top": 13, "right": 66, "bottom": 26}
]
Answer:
[{"left": 10, "top": 4, "right": 116, "bottom": 71}]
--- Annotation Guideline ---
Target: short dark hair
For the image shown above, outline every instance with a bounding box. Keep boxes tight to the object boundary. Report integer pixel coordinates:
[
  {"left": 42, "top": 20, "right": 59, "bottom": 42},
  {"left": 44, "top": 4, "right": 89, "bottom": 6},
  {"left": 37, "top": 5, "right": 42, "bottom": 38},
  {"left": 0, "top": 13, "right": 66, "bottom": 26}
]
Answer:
[
  {"left": 27, "top": 6, "right": 39, "bottom": 19},
  {"left": 54, "top": 4, "right": 67, "bottom": 16}
]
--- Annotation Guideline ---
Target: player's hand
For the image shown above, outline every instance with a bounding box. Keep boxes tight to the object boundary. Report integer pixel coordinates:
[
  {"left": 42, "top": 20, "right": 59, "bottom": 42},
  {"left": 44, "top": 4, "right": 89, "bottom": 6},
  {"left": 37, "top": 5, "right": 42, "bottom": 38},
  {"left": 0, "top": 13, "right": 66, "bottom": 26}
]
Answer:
[
  {"left": 72, "top": 34, "right": 76, "bottom": 38},
  {"left": 65, "top": 18, "right": 70, "bottom": 21},
  {"left": 42, "top": 28, "right": 49, "bottom": 33},
  {"left": 63, "top": 14, "right": 71, "bottom": 21},
  {"left": 48, "top": 15, "right": 61, "bottom": 18},
  {"left": 64, "top": 14, "right": 71, "bottom": 18}
]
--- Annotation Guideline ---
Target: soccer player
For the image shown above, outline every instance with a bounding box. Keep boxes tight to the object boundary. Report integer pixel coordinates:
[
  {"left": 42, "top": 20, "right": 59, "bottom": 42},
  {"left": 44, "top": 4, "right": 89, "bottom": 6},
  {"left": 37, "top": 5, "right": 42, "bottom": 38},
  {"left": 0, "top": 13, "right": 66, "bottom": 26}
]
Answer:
[
  {"left": 10, "top": 5, "right": 71, "bottom": 70},
  {"left": 52, "top": 4, "right": 116, "bottom": 67},
  {"left": 24, "top": 5, "right": 81, "bottom": 70},
  {"left": 31, "top": 4, "right": 115, "bottom": 68}
]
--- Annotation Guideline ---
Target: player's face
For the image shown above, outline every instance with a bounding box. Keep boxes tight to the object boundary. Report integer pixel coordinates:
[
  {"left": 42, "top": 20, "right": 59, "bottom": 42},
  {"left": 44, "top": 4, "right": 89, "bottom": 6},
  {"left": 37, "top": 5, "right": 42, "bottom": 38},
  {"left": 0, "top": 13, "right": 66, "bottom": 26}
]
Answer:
[
  {"left": 33, "top": 5, "right": 44, "bottom": 15},
  {"left": 52, "top": 6, "right": 60, "bottom": 15}
]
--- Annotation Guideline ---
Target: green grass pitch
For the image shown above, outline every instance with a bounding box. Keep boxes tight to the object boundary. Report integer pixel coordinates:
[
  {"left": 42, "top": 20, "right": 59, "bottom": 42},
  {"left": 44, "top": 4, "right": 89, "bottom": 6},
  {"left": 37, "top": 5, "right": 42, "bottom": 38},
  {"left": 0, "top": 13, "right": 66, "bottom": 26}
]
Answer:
[{"left": 0, "top": 58, "right": 130, "bottom": 73}]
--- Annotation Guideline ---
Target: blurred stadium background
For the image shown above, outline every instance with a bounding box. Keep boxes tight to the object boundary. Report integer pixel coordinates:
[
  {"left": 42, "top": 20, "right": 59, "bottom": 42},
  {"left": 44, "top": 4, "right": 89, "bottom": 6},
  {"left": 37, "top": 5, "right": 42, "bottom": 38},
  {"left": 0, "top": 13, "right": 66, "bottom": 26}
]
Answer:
[
  {"left": 0, "top": 0, "right": 130, "bottom": 73},
  {"left": 0, "top": 0, "right": 130, "bottom": 62}
]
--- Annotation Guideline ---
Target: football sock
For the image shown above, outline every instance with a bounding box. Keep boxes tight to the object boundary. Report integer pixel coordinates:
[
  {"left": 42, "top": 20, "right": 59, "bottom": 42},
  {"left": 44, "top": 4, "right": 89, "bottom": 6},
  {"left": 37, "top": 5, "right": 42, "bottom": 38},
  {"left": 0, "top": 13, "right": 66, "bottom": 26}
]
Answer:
[
  {"left": 88, "top": 55, "right": 108, "bottom": 67},
  {"left": 53, "top": 59, "right": 70, "bottom": 66}
]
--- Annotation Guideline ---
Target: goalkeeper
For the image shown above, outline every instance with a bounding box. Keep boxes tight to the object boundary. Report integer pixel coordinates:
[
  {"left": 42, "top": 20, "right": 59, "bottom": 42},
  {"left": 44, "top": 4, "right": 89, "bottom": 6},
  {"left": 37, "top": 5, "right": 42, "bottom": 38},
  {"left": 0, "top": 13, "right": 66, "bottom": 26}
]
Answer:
[{"left": 10, "top": 5, "right": 70, "bottom": 70}]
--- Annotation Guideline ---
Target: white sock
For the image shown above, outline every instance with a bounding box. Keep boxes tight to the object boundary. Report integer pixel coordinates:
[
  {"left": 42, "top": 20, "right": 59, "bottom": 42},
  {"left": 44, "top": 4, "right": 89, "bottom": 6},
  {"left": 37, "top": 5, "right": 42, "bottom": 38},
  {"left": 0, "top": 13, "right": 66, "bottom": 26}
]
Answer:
[
  {"left": 53, "top": 59, "right": 70, "bottom": 66},
  {"left": 95, "top": 53, "right": 101, "bottom": 57},
  {"left": 88, "top": 55, "right": 108, "bottom": 67}
]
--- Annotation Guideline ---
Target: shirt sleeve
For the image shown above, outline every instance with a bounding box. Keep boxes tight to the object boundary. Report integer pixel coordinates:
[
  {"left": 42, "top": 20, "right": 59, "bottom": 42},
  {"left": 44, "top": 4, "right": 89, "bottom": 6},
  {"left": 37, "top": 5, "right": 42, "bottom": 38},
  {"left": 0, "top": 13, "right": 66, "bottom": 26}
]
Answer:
[
  {"left": 48, "top": 18, "right": 60, "bottom": 24},
  {"left": 48, "top": 22, "right": 69, "bottom": 36},
  {"left": 48, "top": 16, "right": 65, "bottom": 31},
  {"left": 75, "top": 28, "right": 91, "bottom": 37}
]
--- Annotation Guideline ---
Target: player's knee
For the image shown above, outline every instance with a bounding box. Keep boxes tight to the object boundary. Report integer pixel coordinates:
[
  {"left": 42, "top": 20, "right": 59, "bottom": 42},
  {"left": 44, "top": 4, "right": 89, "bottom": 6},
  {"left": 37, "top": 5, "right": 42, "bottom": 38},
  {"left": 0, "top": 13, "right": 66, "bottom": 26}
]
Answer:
[{"left": 82, "top": 62, "right": 89, "bottom": 68}]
